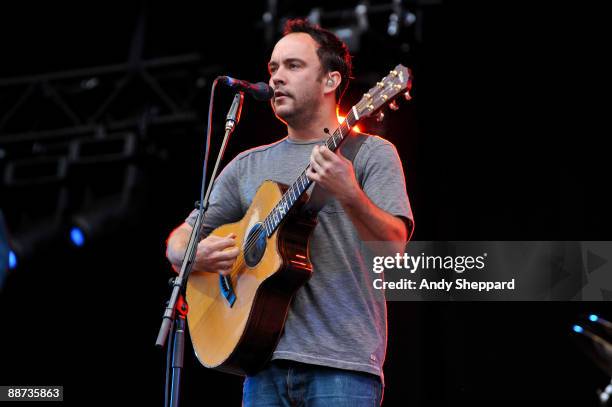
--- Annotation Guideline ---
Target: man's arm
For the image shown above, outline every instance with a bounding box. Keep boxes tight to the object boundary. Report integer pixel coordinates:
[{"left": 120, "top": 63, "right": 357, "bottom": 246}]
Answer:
[
  {"left": 166, "top": 153, "right": 245, "bottom": 276},
  {"left": 340, "top": 186, "right": 408, "bottom": 242},
  {"left": 306, "top": 145, "right": 410, "bottom": 251},
  {"left": 166, "top": 222, "right": 193, "bottom": 269},
  {"left": 166, "top": 222, "right": 239, "bottom": 276}
]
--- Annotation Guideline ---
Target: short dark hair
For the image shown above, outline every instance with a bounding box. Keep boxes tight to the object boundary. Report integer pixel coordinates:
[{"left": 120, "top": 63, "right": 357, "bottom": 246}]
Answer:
[{"left": 283, "top": 18, "right": 353, "bottom": 102}]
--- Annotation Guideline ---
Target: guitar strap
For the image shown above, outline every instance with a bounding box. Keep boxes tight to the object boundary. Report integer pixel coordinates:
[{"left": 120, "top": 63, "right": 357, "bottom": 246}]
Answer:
[{"left": 302, "top": 131, "right": 368, "bottom": 216}]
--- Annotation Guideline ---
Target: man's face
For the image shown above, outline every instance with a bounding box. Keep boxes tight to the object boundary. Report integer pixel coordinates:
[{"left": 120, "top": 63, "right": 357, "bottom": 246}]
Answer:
[{"left": 268, "top": 33, "right": 326, "bottom": 125}]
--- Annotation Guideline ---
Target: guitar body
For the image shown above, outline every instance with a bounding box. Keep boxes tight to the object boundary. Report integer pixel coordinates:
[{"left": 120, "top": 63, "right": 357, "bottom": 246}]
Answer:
[{"left": 186, "top": 180, "right": 316, "bottom": 375}]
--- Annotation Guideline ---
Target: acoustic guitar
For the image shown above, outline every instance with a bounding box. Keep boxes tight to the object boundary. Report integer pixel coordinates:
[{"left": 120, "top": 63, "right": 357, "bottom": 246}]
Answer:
[{"left": 186, "top": 64, "right": 412, "bottom": 375}]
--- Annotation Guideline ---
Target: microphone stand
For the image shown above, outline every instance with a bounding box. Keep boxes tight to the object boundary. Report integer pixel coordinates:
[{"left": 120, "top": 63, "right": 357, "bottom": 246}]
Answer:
[{"left": 156, "top": 90, "right": 244, "bottom": 407}]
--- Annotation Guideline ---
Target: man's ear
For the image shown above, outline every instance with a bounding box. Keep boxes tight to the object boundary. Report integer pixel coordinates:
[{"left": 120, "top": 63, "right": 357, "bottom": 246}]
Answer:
[{"left": 323, "top": 71, "right": 342, "bottom": 95}]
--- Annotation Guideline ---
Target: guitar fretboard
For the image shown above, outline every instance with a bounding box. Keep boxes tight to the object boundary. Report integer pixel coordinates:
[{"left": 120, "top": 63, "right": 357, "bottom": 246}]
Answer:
[{"left": 262, "top": 111, "right": 358, "bottom": 237}]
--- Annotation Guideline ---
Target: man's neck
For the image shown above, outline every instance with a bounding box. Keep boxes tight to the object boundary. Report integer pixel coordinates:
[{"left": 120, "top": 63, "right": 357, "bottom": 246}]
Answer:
[{"left": 286, "top": 109, "right": 339, "bottom": 143}]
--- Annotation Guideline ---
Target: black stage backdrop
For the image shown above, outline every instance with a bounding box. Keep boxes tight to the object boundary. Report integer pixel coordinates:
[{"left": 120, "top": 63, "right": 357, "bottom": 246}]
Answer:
[{"left": 0, "top": 2, "right": 609, "bottom": 406}]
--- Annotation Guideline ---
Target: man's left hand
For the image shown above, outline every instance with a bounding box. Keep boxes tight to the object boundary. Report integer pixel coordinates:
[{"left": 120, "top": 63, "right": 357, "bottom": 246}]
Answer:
[{"left": 306, "top": 145, "right": 360, "bottom": 204}]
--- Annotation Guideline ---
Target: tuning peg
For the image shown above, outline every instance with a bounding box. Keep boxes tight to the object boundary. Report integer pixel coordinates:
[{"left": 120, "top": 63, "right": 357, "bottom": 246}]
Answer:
[
  {"left": 376, "top": 111, "right": 385, "bottom": 122},
  {"left": 389, "top": 100, "right": 399, "bottom": 111},
  {"left": 404, "top": 90, "right": 412, "bottom": 101}
]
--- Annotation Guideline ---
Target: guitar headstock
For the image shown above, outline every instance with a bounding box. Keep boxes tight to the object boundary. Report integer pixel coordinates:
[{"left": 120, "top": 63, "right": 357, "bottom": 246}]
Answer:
[{"left": 355, "top": 64, "right": 412, "bottom": 120}]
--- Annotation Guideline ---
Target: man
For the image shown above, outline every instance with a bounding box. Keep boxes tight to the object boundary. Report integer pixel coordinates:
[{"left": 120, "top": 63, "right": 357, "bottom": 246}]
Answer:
[{"left": 166, "top": 19, "right": 413, "bottom": 406}]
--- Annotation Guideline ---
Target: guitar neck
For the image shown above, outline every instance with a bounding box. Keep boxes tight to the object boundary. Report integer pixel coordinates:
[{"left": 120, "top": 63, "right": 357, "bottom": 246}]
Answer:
[{"left": 261, "top": 110, "right": 359, "bottom": 237}]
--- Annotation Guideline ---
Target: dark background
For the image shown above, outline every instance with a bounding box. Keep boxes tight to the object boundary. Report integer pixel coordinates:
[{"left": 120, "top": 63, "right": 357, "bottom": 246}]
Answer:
[{"left": 1, "top": 1, "right": 610, "bottom": 405}]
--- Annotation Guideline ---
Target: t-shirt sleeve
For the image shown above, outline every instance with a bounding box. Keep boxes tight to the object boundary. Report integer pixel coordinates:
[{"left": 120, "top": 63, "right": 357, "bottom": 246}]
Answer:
[
  {"left": 184, "top": 156, "right": 244, "bottom": 237},
  {"left": 359, "top": 141, "right": 414, "bottom": 239}
]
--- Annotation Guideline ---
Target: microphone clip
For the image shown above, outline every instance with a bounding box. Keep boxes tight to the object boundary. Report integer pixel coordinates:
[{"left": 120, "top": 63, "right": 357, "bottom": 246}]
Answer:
[{"left": 225, "top": 92, "right": 244, "bottom": 133}]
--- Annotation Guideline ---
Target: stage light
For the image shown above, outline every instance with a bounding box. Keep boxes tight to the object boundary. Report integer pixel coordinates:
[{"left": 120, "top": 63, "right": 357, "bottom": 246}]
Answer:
[
  {"left": 355, "top": 3, "right": 369, "bottom": 31},
  {"left": 69, "top": 227, "right": 85, "bottom": 247},
  {"left": 69, "top": 178, "right": 139, "bottom": 244},
  {"left": 2, "top": 204, "right": 64, "bottom": 274},
  {"left": 1, "top": 211, "right": 10, "bottom": 278},
  {"left": 8, "top": 250, "right": 17, "bottom": 270},
  {"left": 7, "top": 218, "right": 64, "bottom": 266},
  {"left": 590, "top": 314, "right": 599, "bottom": 322},
  {"left": 67, "top": 143, "right": 140, "bottom": 244},
  {"left": 69, "top": 132, "right": 136, "bottom": 164},
  {"left": 3, "top": 156, "right": 68, "bottom": 187},
  {"left": 70, "top": 197, "right": 125, "bottom": 243},
  {"left": 332, "top": 27, "right": 361, "bottom": 53},
  {"left": 573, "top": 325, "right": 584, "bottom": 334},
  {"left": 307, "top": 8, "right": 321, "bottom": 25},
  {"left": 387, "top": 13, "right": 399, "bottom": 36}
]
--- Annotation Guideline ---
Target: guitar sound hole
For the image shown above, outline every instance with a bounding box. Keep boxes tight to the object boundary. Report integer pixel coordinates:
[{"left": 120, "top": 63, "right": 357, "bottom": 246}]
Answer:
[{"left": 244, "top": 223, "right": 267, "bottom": 268}]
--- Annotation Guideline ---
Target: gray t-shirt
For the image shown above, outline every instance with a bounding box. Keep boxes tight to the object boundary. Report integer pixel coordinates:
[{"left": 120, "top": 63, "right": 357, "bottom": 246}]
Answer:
[{"left": 185, "top": 134, "right": 413, "bottom": 381}]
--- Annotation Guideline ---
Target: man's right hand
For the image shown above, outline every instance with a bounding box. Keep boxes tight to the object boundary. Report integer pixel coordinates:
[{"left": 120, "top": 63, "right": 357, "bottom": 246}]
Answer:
[{"left": 193, "top": 233, "right": 239, "bottom": 276}]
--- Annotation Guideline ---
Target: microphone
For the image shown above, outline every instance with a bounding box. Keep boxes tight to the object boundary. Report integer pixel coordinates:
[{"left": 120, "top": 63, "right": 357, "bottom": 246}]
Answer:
[
  {"left": 218, "top": 76, "right": 274, "bottom": 101},
  {"left": 225, "top": 92, "right": 244, "bottom": 132}
]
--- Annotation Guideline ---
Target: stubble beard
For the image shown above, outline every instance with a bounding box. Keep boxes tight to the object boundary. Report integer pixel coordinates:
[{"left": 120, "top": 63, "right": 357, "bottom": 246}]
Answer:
[{"left": 276, "top": 91, "right": 319, "bottom": 130}]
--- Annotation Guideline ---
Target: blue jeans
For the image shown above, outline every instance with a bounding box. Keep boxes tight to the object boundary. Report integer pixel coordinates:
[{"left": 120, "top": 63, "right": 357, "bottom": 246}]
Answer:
[{"left": 242, "top": 360, "right": 383, "bottom": 406}]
